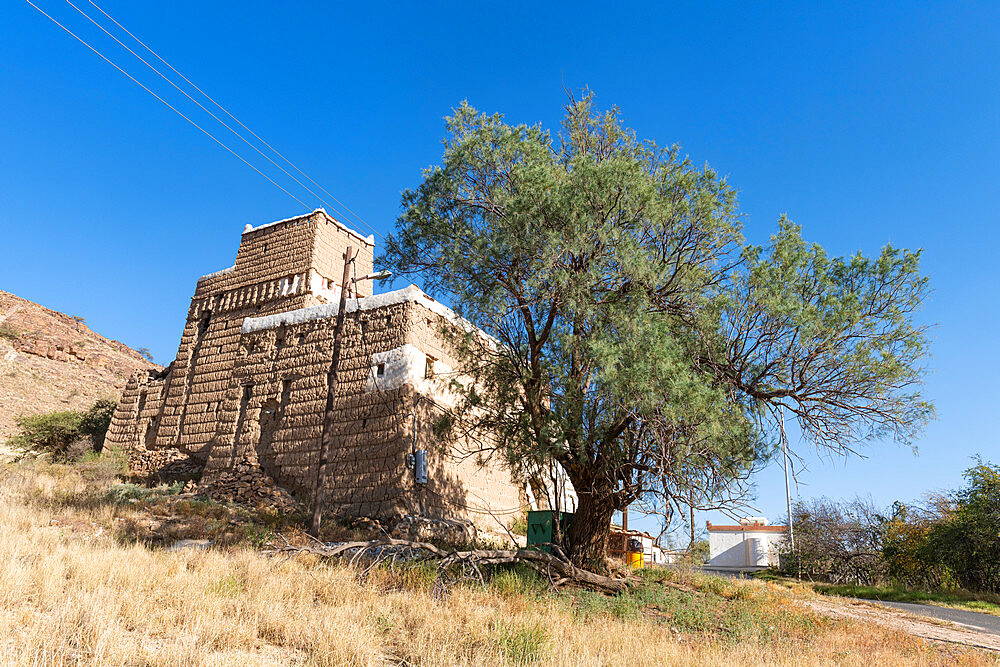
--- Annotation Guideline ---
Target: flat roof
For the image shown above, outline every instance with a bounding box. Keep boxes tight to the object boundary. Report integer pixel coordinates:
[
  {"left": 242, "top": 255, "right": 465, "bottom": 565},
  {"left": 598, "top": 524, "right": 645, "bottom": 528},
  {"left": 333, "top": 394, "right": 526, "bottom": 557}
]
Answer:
[
  {"left": 242, "top": 208, "right": 375, "bottom": 246},
  {"left": 706, "top": 521, "right": 788, "bottom": 533}
]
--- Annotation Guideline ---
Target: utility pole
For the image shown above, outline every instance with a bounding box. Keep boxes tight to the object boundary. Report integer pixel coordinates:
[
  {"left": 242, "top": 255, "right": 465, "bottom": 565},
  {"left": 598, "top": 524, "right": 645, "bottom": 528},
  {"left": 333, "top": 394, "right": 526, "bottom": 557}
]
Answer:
[
  {"left": 689, "top": 497, "right": 695, "bottom": 549},
  {"left": 309, "top": 246, "right": 357, "bottom": 537},
  {"left": 780, "top": 409, "right": 795, "bottom": 551}
]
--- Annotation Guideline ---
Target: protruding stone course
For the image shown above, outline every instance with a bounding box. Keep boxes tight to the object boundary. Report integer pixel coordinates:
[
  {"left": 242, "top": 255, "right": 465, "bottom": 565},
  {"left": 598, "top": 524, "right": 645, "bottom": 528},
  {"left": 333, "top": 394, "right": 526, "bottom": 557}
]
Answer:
[{"left": 107, "top": 210, "right": 523, "bottom": 533}]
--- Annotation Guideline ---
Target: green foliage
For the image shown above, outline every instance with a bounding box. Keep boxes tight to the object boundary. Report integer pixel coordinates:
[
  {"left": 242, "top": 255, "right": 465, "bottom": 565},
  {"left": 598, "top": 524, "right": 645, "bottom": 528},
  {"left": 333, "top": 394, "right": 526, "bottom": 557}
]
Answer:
[
  {"left": 431, "top": 413, "right": 454, "bottom": 439},
  {"left": 566, "top": 570, "right": 823, "bottom": 641},
  {"left": 896, "top": 459, "right": 1000, "bottom": 593},
  {"left": 489, "top": 565, "right": 549, "bottom": 597},
  {"left": 8, "top": 398, "right": 118, "bottom": 460},
  {"left": 509, "top": 513, "right": 528, "bottom": 537},
  {"left": 382, "top": 91, "right": 932, "bottom": 562},
  {"left": 136, "top": 347, "right": 154, "bottom": 362},
  {"left": 787, "top": 461, "right": 1000, "bottom": 595},
  {"left": 780, "top": 496, "right": 887, "bottom": 586},
  {"left": 0, "top": 322, "right": 20, "bottom": 341},
  {"left": 79, "top": 398, "right": 117, "bottom": 452},
  {"left": 685, "top": 539, "right": 710, "bottom": 564},
  {"left": 491, "top": 621, "right": 551, "bottom": 664},
  {"left": 207, "top": 572, "right": 245, "bottom": 597},
  {"left": 9, "top": 410, "right": 83, "bottom": 460},
  {"left": 572, "top": 590, "right": 643, "bottom": 621},
  {"left": 934, "top": 460, "right": 1000, "bottom": 592},
  {"left": 718, "top": 220, "right": 933, "bottom": 453},
  {"left": 107, "top": 481, "right": 184, "bottom": 505},
  {"left": 243, "top": 524, "right": 277, "bottom": 549}
]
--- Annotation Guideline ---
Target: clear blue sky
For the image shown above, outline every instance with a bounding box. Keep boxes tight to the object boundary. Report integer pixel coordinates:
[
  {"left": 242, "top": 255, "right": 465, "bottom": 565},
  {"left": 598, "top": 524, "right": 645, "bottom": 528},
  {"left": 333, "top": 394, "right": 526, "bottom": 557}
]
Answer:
[{"left": 2, "top": 2, "right": 997, "bottom": 536}]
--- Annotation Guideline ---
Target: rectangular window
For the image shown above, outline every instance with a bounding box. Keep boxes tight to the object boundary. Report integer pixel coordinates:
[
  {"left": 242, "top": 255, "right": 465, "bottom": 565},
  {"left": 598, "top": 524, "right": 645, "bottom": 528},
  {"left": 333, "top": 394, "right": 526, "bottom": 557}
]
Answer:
[
  {"left": 424, "top": 355, "right": 435, "bottom": 379},
  {"left": 376, "top": 363, "right": 385, "bottom": 378}
]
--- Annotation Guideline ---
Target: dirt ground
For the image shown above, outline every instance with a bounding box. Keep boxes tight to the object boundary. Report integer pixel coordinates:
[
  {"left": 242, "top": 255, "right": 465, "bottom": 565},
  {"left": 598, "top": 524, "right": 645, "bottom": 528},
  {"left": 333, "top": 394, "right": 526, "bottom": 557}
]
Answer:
[{"left": 802, "top": 596, "right": 1000, "bottom": 652}]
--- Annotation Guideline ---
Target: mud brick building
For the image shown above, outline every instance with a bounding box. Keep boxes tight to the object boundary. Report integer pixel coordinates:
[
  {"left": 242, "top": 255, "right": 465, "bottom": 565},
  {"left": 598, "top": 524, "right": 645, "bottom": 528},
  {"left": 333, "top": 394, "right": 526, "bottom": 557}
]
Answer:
[{"left": 106, "top": 209, "right": 524, "bottom": 528}]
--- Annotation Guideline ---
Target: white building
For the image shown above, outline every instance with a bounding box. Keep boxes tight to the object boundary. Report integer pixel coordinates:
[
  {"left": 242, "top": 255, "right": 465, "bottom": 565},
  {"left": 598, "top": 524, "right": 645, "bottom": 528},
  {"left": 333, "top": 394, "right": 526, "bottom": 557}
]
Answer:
[{"left": 706, "top": 517, "right": 788, "bottom": 571}]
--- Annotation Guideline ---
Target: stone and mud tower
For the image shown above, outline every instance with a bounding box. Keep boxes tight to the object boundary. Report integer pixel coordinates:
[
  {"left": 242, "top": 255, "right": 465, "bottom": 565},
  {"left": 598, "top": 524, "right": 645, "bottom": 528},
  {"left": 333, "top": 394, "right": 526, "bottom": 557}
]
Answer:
[{"left": 106, "top": 210, "right": 536, "bottom": 530}]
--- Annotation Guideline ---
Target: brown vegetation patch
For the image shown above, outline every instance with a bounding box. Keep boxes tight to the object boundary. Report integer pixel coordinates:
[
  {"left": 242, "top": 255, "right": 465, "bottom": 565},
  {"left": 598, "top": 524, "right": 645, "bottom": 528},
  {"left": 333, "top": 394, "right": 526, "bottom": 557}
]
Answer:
[{"left": 0, "top": 461, "right": 996, "bottom": 665}]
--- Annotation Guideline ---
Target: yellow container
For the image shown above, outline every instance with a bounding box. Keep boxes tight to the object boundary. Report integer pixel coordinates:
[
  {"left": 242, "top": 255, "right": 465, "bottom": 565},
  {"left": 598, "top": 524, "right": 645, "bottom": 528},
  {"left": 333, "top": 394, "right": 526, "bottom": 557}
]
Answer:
[{"left": 626, "top": 551, "right": 644, "bottom": 569}]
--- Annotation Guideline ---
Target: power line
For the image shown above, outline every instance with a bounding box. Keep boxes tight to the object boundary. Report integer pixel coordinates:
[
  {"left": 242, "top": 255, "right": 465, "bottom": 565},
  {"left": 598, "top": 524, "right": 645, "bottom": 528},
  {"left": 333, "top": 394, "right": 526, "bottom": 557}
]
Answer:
[
  {"left": 65, "top": 0, "right": 336, "bottom": 214},
  {"left": 85, "top": 0, "right": 384, "bottom": 240},
  {"left": 24, "top": 0, "right": 311, "bottom": 210}
]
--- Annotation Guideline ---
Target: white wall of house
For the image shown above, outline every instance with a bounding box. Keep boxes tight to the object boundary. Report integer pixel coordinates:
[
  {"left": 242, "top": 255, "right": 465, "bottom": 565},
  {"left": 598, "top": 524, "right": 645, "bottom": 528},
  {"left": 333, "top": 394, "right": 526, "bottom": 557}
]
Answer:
[{"left": 707, "top": 522, "right": 787, "bottom": 569}]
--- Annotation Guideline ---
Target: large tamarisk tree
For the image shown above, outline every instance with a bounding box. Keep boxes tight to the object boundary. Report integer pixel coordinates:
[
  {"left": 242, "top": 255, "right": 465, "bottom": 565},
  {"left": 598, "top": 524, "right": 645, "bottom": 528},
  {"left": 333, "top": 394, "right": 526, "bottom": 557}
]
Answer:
[{"left": 382, "top": 94, "right": 932, "bottom": 568}]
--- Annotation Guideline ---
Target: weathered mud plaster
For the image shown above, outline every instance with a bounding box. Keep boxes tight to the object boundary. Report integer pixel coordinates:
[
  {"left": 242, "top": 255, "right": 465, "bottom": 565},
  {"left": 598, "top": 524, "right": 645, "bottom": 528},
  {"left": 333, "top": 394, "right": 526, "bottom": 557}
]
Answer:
[{"left": 106, "top": 210, "right": 526, "bottom": 530}]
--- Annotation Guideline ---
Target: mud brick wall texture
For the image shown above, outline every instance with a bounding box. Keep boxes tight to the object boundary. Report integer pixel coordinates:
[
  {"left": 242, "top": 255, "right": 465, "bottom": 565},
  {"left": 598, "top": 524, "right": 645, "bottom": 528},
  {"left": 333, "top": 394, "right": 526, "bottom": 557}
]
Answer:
[{"left": 106, "top": 210, "right": 523, "bottom": 530}]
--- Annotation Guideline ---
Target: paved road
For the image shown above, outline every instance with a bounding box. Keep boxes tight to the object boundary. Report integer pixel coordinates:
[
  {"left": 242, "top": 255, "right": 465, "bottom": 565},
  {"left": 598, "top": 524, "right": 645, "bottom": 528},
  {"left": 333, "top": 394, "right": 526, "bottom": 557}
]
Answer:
[{"left": 868, "top": 600, "right": 1000, "bottom": 636}]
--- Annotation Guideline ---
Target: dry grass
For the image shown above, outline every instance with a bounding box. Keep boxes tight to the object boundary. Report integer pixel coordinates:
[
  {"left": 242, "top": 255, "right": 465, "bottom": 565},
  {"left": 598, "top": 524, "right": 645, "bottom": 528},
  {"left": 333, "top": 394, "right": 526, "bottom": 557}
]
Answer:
[{"left": 0, "top": 462, "right": 995, "bottom": 666}]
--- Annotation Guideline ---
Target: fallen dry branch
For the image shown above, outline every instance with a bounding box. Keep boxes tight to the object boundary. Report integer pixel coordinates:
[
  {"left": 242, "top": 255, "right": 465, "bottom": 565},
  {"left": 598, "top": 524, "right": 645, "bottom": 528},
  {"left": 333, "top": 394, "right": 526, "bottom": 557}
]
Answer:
[{"left": 264, "top": 536, "right": 629, "bottom": 594}]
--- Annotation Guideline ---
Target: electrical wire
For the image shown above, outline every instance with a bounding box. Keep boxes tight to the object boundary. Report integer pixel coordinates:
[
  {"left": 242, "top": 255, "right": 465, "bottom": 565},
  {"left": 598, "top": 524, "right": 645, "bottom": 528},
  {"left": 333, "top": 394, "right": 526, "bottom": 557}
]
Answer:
[
  {"left": 85, "top": 0, "right": 384, "bottom": 240},
  {"left": 65, "top": 0, "right": 335, "bottom": 214},
  {"left": 24, "top": 0, "right": 312, "bottom": 211}
]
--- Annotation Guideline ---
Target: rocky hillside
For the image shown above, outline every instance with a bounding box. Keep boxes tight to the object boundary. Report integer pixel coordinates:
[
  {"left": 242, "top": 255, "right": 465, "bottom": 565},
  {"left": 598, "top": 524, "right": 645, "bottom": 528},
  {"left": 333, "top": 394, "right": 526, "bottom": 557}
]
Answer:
[{"left": 0, "top": 290, "right": 160, "bottom": 445}]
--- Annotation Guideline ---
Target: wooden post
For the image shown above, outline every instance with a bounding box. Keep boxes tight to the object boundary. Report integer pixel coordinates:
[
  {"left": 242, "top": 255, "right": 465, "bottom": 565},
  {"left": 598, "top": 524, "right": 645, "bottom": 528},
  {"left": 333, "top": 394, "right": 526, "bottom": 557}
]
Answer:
[
  {"left": 689, "top": 499, "right": 695, "bottom": 549},
  {"left": 309, "top": 246, "right": 356, "bottom": 537}
]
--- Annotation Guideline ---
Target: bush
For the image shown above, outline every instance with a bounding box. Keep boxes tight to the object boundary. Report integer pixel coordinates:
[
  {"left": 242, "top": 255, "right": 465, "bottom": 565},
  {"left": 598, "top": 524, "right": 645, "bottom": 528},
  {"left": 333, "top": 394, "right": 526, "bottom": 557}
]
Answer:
[
  {"left": 0, "top": 322, "right": 19, "bottom": 341},
  {"left": 924, "top": 460, "right": 1000, "bottom": 593},
  {"left": 780, "top": 496, "right": 887, "bottom": 586},
  {"left": 9, "top": 410, "right": 83, "bottom": 460},
  {"left": 8, "top": 398, "right": 118, "bottom": 460},
  {"left": 686, "top": 539, "right": 710, "bottom": 564},
  {"left": 788, "top": 460, "right": 1000, "bottom": 594},
  {"left": 79, "top": 399, "right": 117, "bottom": 452}
]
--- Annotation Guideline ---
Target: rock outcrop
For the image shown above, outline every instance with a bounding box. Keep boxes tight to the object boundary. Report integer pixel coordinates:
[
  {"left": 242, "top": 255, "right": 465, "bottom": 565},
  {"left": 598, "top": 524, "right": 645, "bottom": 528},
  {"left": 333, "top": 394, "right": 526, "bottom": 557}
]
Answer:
[{"left": 0, "top": 290, "right": 159, "bottom": 447}]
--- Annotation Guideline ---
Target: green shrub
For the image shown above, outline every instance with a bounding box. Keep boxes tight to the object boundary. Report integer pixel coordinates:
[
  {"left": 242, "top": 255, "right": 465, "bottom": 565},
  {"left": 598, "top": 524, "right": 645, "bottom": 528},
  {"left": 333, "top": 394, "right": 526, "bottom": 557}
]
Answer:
[
  {"left": 243, "top": 524, "right": 277, "bottom": 549},
  {"left": 0, "top": 322, "right": 19, "bottom": 341},
  {"left": 489, "top": 565, "right": 548, "bottom": 597},
  {"left": 9, "top": 410, "right": 83, "bottom": 460},
  {"left": 492, "top": 621, "right": 551, "bottom": 664},
  {"left": 79, "top": 399, "right": 117, "bottom": 452},
  {"left": 8, "top": 398, "right": 118, "bottom": 460},
  {"left": 107, "top": 481, "right": 183, "bottom": 504}
]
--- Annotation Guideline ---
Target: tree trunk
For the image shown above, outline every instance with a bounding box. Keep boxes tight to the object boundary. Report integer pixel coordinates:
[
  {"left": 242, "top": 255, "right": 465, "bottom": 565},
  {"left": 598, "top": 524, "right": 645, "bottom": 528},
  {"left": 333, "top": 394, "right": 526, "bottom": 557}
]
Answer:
[{"left": 565, "top": 483, "right": 617, "bottom": 570}]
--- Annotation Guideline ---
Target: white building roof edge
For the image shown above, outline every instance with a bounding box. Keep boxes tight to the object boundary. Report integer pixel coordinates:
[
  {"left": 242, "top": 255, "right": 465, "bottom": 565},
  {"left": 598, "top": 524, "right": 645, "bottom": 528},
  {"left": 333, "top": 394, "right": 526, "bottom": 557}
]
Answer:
[
  {"left": 242, "top": 284, "right": 466, "bottom": 334},
  {"left": 242, "top": 208, "right": 375, "bottom": 246},
  {"left": 198, "top": 265, "right": 236, "bottom": 281}
]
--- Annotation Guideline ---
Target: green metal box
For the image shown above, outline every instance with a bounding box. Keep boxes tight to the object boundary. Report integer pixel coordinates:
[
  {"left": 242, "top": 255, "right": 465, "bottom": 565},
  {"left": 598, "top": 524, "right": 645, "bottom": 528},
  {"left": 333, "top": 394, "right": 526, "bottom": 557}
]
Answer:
[{"left": 525, "top": 510, "right": 574, "bottom": 551}]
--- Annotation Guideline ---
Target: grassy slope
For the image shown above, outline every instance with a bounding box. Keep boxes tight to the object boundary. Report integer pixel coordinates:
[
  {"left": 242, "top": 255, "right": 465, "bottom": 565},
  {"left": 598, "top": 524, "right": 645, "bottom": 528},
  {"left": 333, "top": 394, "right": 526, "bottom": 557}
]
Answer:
[{"left": 0, "top": 460, "right": 993, "bottom": 666}]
